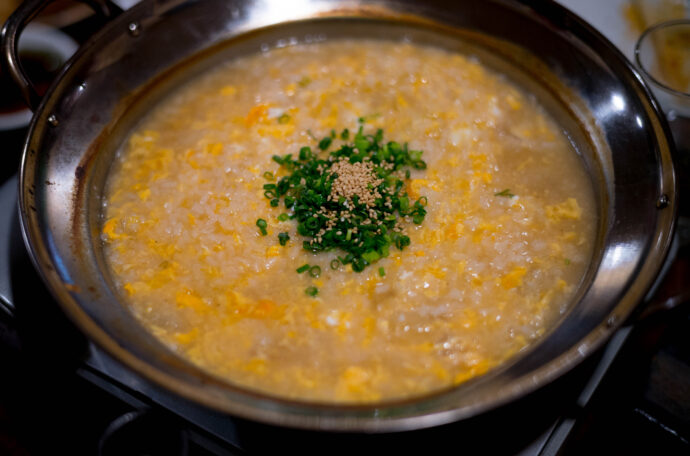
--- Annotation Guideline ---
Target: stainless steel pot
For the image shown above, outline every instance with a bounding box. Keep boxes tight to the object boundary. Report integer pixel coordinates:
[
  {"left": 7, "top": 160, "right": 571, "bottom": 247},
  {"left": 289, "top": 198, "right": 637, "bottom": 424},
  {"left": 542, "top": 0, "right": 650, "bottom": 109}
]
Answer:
[{"left": 1, "top": 0, "right": 676, "bottom": 432}]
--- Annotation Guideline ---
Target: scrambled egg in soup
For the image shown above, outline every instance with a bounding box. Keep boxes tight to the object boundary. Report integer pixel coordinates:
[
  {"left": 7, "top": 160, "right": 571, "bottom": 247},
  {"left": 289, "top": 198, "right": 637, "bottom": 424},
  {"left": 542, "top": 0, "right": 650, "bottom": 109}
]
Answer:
[{"left": 101, "top": 40, "right": 596, "bottom": 402}]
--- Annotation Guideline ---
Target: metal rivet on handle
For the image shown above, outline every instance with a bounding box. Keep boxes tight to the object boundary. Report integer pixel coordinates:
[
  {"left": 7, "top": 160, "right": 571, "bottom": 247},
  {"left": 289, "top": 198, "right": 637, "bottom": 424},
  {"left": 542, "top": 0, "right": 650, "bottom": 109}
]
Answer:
[
  {"left": 47, "top": 114, "right": 58, "bottom": 127},
  {"left": 128, "top": 22, "right": 140, "bottom": 37},
  {"left": 656, "top": 194, "right": 669, "bottom": 209}
]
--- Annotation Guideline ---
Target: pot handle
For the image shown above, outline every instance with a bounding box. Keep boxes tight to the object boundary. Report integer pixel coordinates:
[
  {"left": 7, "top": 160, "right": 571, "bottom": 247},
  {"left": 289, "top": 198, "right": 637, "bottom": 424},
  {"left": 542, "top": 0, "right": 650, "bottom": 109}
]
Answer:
[{"left": 0, "top": 0, "right": 123, "bottom": 112}]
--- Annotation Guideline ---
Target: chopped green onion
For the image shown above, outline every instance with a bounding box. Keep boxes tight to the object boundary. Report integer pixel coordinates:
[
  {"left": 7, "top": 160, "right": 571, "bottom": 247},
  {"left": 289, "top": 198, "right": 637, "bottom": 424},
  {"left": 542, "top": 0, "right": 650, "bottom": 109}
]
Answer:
[
  {"left": 399, "top": 196, "right": 410, "bottom": 212},
  {"left": 263, "top": 171, "right": 274, "bottom": 180},
  {"left": 298, "top": 76, "right": 311, "bottom": 87},
  {"left": 263, "top": 124, "right": 428, "bottom": 273},
  {"left": 299, "top": 146, "right": 312, "bottom": 161},
  {"left": 256, "top": 218, "right": 268, "bottom": 236},
  {"left": 277, "top": 113, "right": 291, "bottom": 124},
  {"left": 305, "top": 286, "right": 318, "bottom": 297},
  {"left": 394, "top": 234, "right": 411, "bottom": 250},
  {"left": 409, "top": 150, "right": 423, "bottom": 162},
  {"left": 296, "top": 264, "right": 310, "bottom": 274},
  {"left": 308, "top": 265, "right": 321, "bottom": 278},
  {"left": 318, "top": 136, "right": 332, "bottom": 151},
  {"left": 379, "top": 267, "right": 386, "bottom": 277},
  {"left": 352, "top": 257, "right": 366, "bottom": 272},
  {"left": 361, "top": 250, "right": 380, "bottom": 264},
  {"left": 278, "top": 232, "right": 290, "bottom": 246},
  {"left": 495, "top": 189, "right": 515, "bottom": 198},
  {"left": 380, "top": 244, "right": 390, "bottom": 258},
  {"left": 354, "top": 136, "right": 369, "bottom": 153}
]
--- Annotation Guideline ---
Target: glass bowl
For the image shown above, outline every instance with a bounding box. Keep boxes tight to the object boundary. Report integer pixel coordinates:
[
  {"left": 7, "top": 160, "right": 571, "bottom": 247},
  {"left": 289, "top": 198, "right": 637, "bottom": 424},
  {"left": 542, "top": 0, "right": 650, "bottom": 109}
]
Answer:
[{"left": 635, "top": 19, "right": 690, "bottom": 119}]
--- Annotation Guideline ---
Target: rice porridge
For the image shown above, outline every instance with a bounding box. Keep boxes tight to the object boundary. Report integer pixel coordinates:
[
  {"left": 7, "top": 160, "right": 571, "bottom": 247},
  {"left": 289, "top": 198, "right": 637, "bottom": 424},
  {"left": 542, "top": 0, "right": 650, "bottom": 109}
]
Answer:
[{"left": 101, "top": 40, "right": 596, "bottom": 403}]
